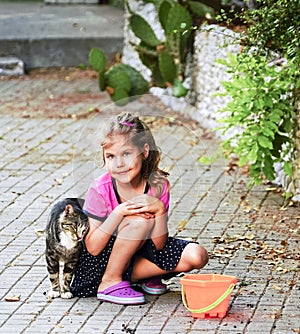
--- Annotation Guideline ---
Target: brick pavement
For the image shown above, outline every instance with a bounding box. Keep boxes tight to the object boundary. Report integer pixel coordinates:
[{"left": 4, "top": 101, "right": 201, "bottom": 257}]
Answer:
[{"left": 0, "top": 71, "right": 299, "bottom": 333}]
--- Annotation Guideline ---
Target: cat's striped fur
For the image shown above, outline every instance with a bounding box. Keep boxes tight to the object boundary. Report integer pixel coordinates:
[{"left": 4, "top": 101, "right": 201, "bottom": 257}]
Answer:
[{"left": 45, "top": 198, "right": 89, "bottom": 299}]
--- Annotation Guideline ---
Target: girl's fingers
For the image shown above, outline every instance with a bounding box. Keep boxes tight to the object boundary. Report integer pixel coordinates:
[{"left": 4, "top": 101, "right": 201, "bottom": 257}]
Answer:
[{"left": 125, "top": 201, "right": 144, "bottom": 209}]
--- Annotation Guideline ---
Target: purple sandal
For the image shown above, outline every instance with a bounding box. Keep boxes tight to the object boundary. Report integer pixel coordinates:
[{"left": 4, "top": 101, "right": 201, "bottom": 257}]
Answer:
[
  {"left": 97, "top": 281, "right": 145, "bottom": 305},
  {"left": 141, "top": 276, "right": 168, "bottom": 295}
]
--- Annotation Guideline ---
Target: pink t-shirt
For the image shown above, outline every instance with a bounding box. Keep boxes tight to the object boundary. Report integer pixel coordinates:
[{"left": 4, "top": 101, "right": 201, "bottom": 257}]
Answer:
[{"left": 83, "top": 172, "right": 170, "bottom": 221}]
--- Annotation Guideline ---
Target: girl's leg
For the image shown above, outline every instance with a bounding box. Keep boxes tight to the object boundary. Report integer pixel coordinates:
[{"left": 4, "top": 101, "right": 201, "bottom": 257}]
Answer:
[
  {"left": 131, "top": 243, "right": 208, "bottom": 282},
  {"left": 98, "top": 216, "right": 154, "bottom": 292},
  {"left": 174, "top": 243, "right": 209, "bottom": 272}
]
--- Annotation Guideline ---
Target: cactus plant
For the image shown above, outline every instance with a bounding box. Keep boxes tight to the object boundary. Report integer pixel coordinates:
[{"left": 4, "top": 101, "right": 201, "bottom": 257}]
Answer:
[
  {"left": 89, "top": 48, "right": 106, "bottom": 90},
  {"left": 89, "top": 48, "right": 149, "bottom": 106},
  {"left": 89, "top": 0, "right": 216, "bottom": 105},
  {"left": 129, "top": 0, "right": 193, "bottom": 94},
  {"left": 130, "top": 14, "right": 162, "bottom": 47}
]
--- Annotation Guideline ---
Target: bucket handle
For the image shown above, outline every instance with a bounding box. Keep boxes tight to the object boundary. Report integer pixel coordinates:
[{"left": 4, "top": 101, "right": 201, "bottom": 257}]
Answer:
[{"left": 181, "top": 283, "right": 236, "bottom": 314}]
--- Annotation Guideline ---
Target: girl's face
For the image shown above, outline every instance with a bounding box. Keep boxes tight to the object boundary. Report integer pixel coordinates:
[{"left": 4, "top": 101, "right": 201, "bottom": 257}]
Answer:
[{"left": 103, "top": 135, "right": 148, "bottom": 185}]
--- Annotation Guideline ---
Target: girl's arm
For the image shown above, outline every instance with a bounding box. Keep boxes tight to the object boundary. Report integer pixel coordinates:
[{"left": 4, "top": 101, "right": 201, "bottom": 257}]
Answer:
[
  {"left": 150, "top": 209, "right": 168, "bottom": 250},
  {"left": 84, "top": 209, "right": 123, "bottom": 256},
  {"left": 85, "top": 202, "right": 143, "bottom": 256},
  {"left": 151, "top": 179, "right": 170, "bottom": 249}
]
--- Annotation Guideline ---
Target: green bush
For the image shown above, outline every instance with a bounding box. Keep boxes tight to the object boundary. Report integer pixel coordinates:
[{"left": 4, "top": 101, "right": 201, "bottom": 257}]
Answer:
[
  {"left": 217, "top": 53, "right": 297, "bottom": 187},
  {"left": 216, "top": 0, "right": 300, "bottom": 189}
]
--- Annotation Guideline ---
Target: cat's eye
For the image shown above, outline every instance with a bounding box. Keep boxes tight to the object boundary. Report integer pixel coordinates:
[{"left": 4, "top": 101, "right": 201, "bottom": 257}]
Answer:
[{"left": 62, "top": 223, "right": 75, "bottom": 231}]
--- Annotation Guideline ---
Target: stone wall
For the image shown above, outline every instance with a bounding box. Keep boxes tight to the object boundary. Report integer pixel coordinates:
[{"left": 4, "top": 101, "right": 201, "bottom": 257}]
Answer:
[{"left": 192, "top": 25, "right": 240, "bottom": 135}]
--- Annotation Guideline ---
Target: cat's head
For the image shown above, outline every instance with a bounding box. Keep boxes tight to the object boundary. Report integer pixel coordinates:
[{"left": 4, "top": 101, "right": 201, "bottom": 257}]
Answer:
[{"left": 60, "top": 204, "right": 89, "bottom": 243}]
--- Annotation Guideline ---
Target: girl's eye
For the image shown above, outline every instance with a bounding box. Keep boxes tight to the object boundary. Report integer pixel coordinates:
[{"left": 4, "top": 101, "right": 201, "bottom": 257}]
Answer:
[
  {"left": 123, "top": 151, "right": 131, "bottom": 157},
  {"left": 106, "top": 154, "right": 114, "bottom": 160}
]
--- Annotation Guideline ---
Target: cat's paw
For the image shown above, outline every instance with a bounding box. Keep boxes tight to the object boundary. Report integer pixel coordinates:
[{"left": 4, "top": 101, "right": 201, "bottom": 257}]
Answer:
[
  {"left": 47, "top": 290, "right": 60, "bottom": 299},
  {"left": 61, "top": 291, "right": 73, "bottom": 299}
]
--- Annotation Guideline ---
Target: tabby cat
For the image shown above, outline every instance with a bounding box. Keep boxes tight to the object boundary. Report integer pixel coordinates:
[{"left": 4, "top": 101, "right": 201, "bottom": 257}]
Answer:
[{"left": 45, "top": 198, "right": 89, "bottom": 299}]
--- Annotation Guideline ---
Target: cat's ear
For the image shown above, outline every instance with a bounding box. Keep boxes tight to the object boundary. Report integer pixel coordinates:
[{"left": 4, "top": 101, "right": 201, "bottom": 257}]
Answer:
[{"left": 65, "top": 204, "right": 74, "bottom": 215}]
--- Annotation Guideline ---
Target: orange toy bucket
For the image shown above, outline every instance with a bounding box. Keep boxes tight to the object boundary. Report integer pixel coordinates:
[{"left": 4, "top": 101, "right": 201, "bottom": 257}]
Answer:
[{"left": 180, "top": 274, "right": 237, "bottom": 319}]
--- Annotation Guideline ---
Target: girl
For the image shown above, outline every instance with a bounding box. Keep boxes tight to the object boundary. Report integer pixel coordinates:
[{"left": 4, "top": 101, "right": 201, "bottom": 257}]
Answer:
[{"left": 71, "top": 112, "right": 208, "bottom": 305}]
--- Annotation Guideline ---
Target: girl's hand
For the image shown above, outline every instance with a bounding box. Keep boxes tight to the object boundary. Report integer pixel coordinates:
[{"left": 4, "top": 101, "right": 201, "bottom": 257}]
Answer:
[
  {"left": 124, "top": 194, "right": 166, "bottom": 216},
  {"left": 114, "top": 200, "right": 156, "bottom": 219}
]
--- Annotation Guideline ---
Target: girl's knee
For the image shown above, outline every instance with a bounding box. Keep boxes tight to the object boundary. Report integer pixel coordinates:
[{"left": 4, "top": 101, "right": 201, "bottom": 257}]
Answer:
[
  {"left": 183, "top": 243, "right": 209, "bottom": 270},
  {"left": 118, "top": 215, "right": 155, "bottom": 239},
  {"left": 122, "top": 215, "right": 155, "bottom": 229}
]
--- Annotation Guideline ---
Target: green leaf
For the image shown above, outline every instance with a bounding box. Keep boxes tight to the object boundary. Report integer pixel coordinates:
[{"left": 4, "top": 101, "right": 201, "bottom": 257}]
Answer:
[
  {"left": 106, "top": 68, "right": 131, "bottom": 93},
  {"left": 172, "top": 78, "right": 188, "bottom": 97},
  {"left": 115, "top": 64, "right": 150, "bottom": 96},
  {"left": 189, "top": 1, "right": 215, "bottom": 18},
  {"left": 89, "top": 48, "right": 106, "bottom": 72},
  {"left": 159, "top": 0, "right": 172, "bottom": 31},
  {"left": 98, "top": 70, "right": 105, "bottom": 91},
  {"left": 130, "top": 14, "right": 161, "bottom": 47},
  {"left": 248, "top": 142, "right": 258, "bottom": 163},
  {"left": 238, "top": 154, "right": 248, "bottom": 167},
  {"left": 248, "top": 125, "right": 261, "bottom": 135},
  {"left": 199, "top": 156, "right": 212, "bottom": 164},
  {"left": 216, "top": 58, "right": 230, "bottom": 67},
  {"left": 165, "top": 3, "right": 193, "bottom": 35},
  {"left": 265, "top": 121, "right": 278, "bottom": 131},
  {"left": 258, "top": 135, "right": 273, "bottom": 149},
  {"left": 105, "top": 63, "right": 149, "bottom": 96},
  {"left": 111, "top": 88, "right": 129, "bottom": 106},
  {"left": 281, "top": 118, "right": 293, "bottom": 133},
  {"left": 269, "top": 113, "right": 282, "bottom": 122},
  {"left": 264, "top": 95, "right": 273, "bottom": 108},
  {"left": 158, "top": 51, "right": 177, "bottom": 84},
  {"left": 283, "top": 161, "right": 293, "bottom": 177},
  {"left": 262, "top": 161, "right": 275, "bottom": 181},
  {"left": 262, "top": 126, "right": 275, "bottom": 139}
]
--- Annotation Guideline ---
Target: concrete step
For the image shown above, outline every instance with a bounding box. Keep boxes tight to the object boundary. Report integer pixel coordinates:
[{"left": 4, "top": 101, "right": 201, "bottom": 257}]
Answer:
[{"left": 0, "top": 2, "right": 124, "bottom": 69}]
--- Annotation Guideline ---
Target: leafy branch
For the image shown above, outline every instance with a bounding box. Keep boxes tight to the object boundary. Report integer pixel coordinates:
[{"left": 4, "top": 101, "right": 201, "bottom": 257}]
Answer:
[{"left": 215, "top": 0, "right": 300, "bottom": 189}]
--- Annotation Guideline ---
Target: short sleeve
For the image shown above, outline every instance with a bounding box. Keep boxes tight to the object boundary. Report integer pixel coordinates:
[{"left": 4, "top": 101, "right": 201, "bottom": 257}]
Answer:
[
  {"left": 83, "top": 182, "right": 109, "bottom": 221},
  {"left": 159, "top": 180, "right": 170, "bottom": 213}
]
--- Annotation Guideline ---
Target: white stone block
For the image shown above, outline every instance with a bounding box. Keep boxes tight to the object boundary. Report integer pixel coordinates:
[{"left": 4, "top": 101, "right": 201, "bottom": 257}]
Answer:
[{"left": 0, "top": 57, "right": 25, "bottom": 76}]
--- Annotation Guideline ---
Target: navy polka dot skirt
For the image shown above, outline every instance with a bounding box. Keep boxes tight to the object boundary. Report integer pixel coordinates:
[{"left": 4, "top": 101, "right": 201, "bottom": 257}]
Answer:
[{"left": 71, "top": 236, "right": 196, "bottom": 297}]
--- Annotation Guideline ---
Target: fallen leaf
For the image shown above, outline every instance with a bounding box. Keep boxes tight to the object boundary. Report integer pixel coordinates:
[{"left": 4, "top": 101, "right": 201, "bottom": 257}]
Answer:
[
  {"left": 35, "top": 229, "right": 45, "bottom": 237},
  {"left": 54, "top": 178, "right": 63, "bottom": 185},
  {"left": 177, "top": 220, "right": 188, "bottom": 232},
  {"left": 280, "top": 240, "right": 288, "bottom": 246},
  {"left": 5, "top": 294, "right": 21, "bottom": 302},
  {"left": 270, "top": 310, "right": 281, "bottom": 319},
  {"left": 273, "top": 284, "right": 282, "bottom": 291}
]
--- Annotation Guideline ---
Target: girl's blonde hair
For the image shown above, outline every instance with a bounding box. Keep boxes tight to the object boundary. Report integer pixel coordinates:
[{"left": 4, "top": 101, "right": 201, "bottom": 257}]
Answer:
[{"left": 101, "top": 112, "right": 169, "bottom": 197}]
